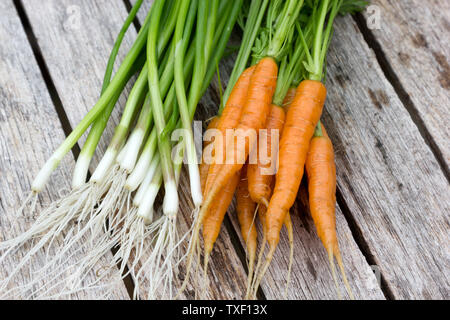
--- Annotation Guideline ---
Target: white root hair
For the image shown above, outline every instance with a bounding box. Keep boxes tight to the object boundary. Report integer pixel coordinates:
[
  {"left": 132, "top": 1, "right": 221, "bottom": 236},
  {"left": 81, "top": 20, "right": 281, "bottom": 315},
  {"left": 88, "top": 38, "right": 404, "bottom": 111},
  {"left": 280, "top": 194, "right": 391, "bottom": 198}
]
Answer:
[{"left": 132, "top": 213, "right": 190, "bottom": 300}]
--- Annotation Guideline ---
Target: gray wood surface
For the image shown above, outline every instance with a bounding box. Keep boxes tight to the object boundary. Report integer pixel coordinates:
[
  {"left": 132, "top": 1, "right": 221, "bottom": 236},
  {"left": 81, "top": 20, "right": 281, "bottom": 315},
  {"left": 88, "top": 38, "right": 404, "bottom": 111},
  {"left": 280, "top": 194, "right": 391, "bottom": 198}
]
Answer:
[
  {"left": 0, "top": 0, "right": 129, "bottom": 299},
  {"left": 322, "top": 15, "right": 450, "bottom": 300},
  {"left": 362, "top": 0, "right": 450, "bottom": 169}
]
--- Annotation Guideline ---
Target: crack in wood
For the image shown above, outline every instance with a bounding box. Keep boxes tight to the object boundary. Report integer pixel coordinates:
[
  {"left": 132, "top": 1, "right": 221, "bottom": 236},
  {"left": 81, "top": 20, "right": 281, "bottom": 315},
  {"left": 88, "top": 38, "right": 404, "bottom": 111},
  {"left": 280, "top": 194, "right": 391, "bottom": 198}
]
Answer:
[{"left": 335, "top": 188, "right": 395, "bottom": 300}]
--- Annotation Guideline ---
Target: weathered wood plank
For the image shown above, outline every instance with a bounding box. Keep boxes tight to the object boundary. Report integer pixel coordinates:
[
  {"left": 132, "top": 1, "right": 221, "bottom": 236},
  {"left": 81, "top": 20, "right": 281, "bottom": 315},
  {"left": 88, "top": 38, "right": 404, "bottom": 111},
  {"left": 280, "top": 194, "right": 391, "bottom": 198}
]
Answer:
[
  {"left": 321, "top": 16, "right": 450, "bottom": 299},
  {"left": 0, "top": 0, "right": 129, "bottom": 299},
  {"left": 362, "top": 0, "right": 450, "bottom": 169},
  {"left": 22, "top": 0, "right": 248, "bottom": 299}
]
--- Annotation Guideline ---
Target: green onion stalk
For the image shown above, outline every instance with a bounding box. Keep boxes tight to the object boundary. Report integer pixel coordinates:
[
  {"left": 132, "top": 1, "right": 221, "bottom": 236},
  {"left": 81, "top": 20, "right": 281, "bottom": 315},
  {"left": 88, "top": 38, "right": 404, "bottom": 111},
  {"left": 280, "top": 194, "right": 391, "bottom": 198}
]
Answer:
[
  {"left": 56, "top": 0, "right": 200, "bottom": 290},
  {"left": 127, "top": 0, "right": 231, "bottom": 212},
  {"left": 0, "top": 0, "right": 201, "bottom": 299},
  {"left": 66, "top": 1, "right": 184, "bottom": 252},
  {"left": 136, "top": 0, "right": 241, "bottom": 221},
  {"left": 173, "top": 0, "right": 215, "bottom": 209},
  {"left": 146, "top": 0, "right": 180, "bottom": 218},
  {"left": 112, "top": 5, "right": 215, "bottom": 282}
]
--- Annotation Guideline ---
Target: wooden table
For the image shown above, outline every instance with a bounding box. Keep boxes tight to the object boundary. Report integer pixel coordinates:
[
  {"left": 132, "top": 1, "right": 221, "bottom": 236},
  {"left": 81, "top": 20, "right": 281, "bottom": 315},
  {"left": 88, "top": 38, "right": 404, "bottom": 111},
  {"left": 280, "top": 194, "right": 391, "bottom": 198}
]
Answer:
[{"left": 0, "top": 0, "right": 448, "bottom": 300}]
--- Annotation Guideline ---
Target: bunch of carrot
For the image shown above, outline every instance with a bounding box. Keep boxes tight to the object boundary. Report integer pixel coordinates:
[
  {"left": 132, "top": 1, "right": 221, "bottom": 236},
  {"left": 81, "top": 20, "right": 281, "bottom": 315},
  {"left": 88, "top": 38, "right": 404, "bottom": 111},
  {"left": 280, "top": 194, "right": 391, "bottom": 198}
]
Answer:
[{"left": 180, "top": 0, "right": 368, "bottom": 300}]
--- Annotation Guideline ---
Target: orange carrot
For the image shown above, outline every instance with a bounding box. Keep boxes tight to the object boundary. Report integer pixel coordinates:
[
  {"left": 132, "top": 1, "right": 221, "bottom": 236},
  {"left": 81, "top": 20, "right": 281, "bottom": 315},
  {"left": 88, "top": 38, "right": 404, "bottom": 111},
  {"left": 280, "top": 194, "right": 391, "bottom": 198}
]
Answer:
[
  {"left": 306, "top": 123, "right": 354, "bottom": 299},
  {"left": 236, "top": 165, "right": 257, "bottom": 296},
  {"left": 202, "top": 171, "right": 240, "bottom": 265},
  {"left": 200, "top": 66, "right": 255, "bottom": 272},
  {"left": 246, "top": 88, "right": 294, "bottom": 207},
  {"left": 252, "top": 79, "right": 326, "bottom": 294},
  {"left": 182, "top": 57, "right": 278, "bottom": 292},
  {"left": 251, "top": 187, "right": 294, "bottom": 300},
  {"left": 199, "top": 66, "right": 256, "bottom": 273},
  {"left": 266, "top": 80, "right": 325, "bottom": 249},
  {"left": 200, "top": 116, "right": 220, "bottom": 193},
  {"left": 204, "top": 57, "right": 277, "bottom": 205},
  {"left": 247, "top": 104, "right": 285, "bottom": 207},
  {"left": 204, "top": 66, "right": 255, "bottom": 196}
]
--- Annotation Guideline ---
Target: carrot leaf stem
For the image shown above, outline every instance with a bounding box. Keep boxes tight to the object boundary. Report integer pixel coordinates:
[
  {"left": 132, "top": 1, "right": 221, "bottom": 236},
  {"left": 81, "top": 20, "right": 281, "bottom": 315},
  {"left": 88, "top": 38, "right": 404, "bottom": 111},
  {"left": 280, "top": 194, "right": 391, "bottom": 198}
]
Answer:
[{"left": 220, "top": 0, "right": 269, "bottom": 112}]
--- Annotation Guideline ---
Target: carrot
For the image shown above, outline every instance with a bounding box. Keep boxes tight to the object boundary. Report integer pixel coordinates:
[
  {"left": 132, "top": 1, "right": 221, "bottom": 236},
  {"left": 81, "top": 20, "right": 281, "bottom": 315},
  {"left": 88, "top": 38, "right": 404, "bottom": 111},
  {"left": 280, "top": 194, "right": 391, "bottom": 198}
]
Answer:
[
  {"left": 251, "top": 79, "right": 326, "bottom": 295},
  {"left": 202, "top": 171, "right": 240, "bottom": 269},
  {"left": 246, "top": 86, "right": 295, "bottom": 207},
  {"left": 199, "top": 65, "right": 255, "bottom": 275},
  {"left": 200, "top": 116, "right": 220, "bottom": 193},
  {"left": 194, "top": 66, "right": 255, "bottom": 281},
  {"left": 204, "top": 66, "right": 255, "bottom": 196},
  {"left": 201, "top": 57, "right": 277, "bottom": 232},
  {"left": 206, "top": 57, "right": 277, "bottom": 198},
  {"left": 181, "top": 57, "right": 278, "bottom": 293},
  {"left": 251, "top": 186, "right": 294, "bottom": 300},
  {"left": 267, "top": 80, "right": 325, "bottom": 247},
  {"left": 247, "top": 104, "right": 285, "bottom": 207},
  {"left": 306, "top": 123, "right": 354, "bottom": 299},
  {"left": 236, "top": 165, "right": 257, "bottom": 297},
  {"left": 282, "top": 87, "right": 296, "bottom": 112}
]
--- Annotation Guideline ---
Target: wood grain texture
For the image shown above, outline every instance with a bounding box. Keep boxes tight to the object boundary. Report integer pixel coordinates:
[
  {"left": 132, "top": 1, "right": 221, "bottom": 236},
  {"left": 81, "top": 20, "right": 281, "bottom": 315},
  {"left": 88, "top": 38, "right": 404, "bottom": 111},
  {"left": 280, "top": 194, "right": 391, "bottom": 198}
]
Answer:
[
  {"left": 322, "top": 16, "right": 450, "bottom": 299},
  {"left": 21, "top": 0, "right": 248, "bottom": 299},
  {"left": 0, "top": 0, "right": 129, "bottom": 299},
  {"left": 362, "top": 0, "right": 450, "bottom": 168}
]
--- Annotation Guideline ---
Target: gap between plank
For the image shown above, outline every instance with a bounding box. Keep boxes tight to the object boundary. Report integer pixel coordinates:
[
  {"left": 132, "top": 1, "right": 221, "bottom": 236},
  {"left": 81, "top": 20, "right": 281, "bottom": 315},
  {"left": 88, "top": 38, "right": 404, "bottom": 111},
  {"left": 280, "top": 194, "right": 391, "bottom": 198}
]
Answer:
[
  {"left": 353, "top": 13, "right": 450, "bottom": 183},
  {"left": 13, "top": 0, "right": 136, "bottom": 299},
  {"left": 335, "top": 189, "right": 395, "bottom": 300}
]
